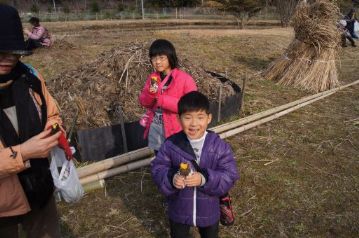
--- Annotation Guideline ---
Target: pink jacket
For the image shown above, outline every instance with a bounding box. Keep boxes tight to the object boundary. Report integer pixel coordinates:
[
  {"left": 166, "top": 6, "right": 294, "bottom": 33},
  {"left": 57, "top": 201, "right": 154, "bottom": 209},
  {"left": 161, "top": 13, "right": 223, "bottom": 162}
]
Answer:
[
  {"left": 139, "top": 68, "right": 197, "bottom": 139},
  {"left": 27, "top": 26, "right": 52, "bottom": 47}
]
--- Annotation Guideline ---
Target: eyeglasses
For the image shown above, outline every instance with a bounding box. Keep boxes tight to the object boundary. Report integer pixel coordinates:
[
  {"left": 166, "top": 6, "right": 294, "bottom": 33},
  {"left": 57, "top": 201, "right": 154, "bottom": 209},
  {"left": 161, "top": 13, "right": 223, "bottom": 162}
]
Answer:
[{"left": 151, "top": 55, "right": 167, "bottom": 63}]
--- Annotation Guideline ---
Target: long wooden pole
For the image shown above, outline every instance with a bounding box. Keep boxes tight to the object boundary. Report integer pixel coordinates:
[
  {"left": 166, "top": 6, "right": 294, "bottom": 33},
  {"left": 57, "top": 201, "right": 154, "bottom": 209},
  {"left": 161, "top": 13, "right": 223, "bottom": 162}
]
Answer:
[
  {"left": 80, "top": 157, "right": 153, "bottom": 185},
  {"left": 212, "top": 79, "right": 359, "bottom": 134},
  {"left": 77, "top": 147, "right": 153, "bottom": 178},
  {"left": 78, "top": 80, "right": 359, "bottom": 184},
  {"left": 78, "top": 89, "right": 328, "bottom": 179},
  {"left": 80, "top": 94, "right": 335, "bottom": 185},
  {"left": 219, "top": 92, "right": 336, "bottom": 139}
]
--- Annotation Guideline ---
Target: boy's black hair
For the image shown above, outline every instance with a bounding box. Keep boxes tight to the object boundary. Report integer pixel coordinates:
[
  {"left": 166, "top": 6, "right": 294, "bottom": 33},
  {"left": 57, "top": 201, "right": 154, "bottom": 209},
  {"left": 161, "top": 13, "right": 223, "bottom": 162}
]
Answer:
[
  {"left": 178, "top": 91, "right": 210, "bottom": 116},
  {"left": 29, "top": 17, "right": 40, "bottom": 26},
  {"left": 149, "top": 39, "right": 178, "bottom": 69}
]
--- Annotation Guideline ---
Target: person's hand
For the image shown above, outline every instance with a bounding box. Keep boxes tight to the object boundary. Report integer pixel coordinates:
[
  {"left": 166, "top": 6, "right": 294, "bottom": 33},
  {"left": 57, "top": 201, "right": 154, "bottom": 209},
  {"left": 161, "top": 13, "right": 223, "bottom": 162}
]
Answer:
[
  {"left": 23, "top": 28, "right": 30, "bottom": 35},
  {"left": 173, "top": 174, "right": 186, "bottom": 189},
  {"left": 149, "top": 85, "right": 158, "bottom": 94},
  {"left": 20, "top": 129, "right": 61, "bottom": 161},
  {"left": 184, "top": 172, "right": 202, "bottom": 187}
]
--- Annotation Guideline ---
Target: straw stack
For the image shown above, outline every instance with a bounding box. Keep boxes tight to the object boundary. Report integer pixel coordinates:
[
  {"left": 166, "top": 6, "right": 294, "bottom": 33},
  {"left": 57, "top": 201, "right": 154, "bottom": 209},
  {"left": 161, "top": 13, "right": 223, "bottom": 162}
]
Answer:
[{"left": 263, "top": 0, "right": 341, "bottom": 92}]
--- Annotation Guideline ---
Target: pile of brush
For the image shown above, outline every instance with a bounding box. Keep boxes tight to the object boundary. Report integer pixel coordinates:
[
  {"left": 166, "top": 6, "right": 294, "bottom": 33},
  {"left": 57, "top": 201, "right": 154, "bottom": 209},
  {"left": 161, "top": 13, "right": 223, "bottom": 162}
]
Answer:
[
  {"left": 47, "top": 42, "right": 237, "bottom": 129},
  {"left": 263, "top": 0, "right": 341, "bottom": 92}
]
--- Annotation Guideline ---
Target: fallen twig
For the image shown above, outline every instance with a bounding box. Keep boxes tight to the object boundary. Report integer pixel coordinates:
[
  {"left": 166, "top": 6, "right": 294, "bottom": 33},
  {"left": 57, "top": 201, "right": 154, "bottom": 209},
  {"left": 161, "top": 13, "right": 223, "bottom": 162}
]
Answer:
[
  {"left": 264, "top": 158, "right": 280, "bottom": 166},
  {"left": 304, "top": 162, "right": 341, "bottom": 179},
  {"left": 239, "top": 207, "right": 254, "bottom": 217}
]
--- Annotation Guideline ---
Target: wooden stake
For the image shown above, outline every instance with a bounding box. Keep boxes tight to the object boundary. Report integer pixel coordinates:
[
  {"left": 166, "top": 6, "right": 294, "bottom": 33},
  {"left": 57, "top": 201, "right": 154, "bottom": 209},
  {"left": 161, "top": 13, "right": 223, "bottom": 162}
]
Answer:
[
  {"left": 218, "top": 83, "right": 223, "bottom": 123},
  {"left": 241, "top": 73, "right": 247, "bottom": 114},
  {"left": 117, "top": 106, "right": 128, "bottom": 153}
]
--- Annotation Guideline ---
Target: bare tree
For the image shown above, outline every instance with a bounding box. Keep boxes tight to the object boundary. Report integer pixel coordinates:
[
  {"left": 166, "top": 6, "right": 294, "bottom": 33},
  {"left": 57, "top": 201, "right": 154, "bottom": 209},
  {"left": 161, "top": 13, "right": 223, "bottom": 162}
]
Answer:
[
  {"left": 51, "top": 0, "right": 56, "bottom": 12},
  {"left": 274, "top": 0, "right": 299, "bottom": 27},
  {"left": 213, "top": 0, "right": 265, "bottom": 29}
]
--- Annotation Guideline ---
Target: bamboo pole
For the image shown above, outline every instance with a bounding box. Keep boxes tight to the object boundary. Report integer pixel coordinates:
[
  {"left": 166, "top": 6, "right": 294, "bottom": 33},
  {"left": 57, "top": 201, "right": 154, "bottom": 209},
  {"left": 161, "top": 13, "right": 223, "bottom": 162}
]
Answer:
[
  {"left": 212, "top": 79, "right": 359, "bottom": 134},
  {"left": 219, "top": 79, "right": 359, "bottom": 138},
  {"left": 78, "top": 80, "right": 359, "bottom": 183},
  {"left": 77, "top": 147, "right": 153, "bottom": 178},
  {"left": 80, "top": 157, "right": 153, "bottom": 185},
  {"left": 219, "top": 92, "right": 336, "bottom": 139},
  {"left": 78, "top": 89, "right": 327, "bottom": 179},
  {"left": 79, "top": 90, "right": 335, "bottom": 185},
  {"left": 82, "top": 179, "right": 105, "bottom": 193}
]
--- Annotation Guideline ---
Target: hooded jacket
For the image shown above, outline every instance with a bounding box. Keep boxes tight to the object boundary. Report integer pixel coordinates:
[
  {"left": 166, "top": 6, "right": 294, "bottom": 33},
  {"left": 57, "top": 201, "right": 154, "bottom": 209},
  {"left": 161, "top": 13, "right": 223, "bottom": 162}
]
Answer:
[
  {"left": 151, "top": 131, "right": 239, "bottom": 227},
  {"left": 139, "top": 68, "right": 197, "bottom": 139}
]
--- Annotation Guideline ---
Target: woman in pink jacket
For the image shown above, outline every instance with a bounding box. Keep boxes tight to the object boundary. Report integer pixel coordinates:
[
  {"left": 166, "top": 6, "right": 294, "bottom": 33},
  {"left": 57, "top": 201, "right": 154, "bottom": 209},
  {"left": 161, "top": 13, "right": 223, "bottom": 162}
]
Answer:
[
  {"left": 24, "top": 17, "right": 51, "bottom": 50},
  {"left": 139, "top": 39, "right": 197, "bottom": 153}
]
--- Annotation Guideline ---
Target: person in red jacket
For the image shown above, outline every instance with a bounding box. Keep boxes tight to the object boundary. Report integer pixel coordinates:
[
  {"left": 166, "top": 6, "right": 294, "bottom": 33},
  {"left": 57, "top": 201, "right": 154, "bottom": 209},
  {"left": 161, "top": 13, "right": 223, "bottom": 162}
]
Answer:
[{"left": 139, "top": 39, "right": 197, "bottom": 154}]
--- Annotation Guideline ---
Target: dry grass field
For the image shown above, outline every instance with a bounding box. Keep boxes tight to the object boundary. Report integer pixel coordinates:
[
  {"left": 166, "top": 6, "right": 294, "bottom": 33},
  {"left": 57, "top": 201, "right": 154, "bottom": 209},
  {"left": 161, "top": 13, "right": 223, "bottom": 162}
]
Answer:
[{"left": 23, "top": 20, "right": 359, "bottom": 237}]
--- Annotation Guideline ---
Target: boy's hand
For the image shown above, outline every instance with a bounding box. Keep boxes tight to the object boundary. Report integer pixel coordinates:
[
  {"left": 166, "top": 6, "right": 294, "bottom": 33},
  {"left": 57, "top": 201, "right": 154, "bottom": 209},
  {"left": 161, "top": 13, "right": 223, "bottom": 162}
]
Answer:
[
  {"left": 184, "top": 172, "right": 202, "bottom": 187},
  {"left": 173, "top": 174, "right": 186, "bottom": 189}
]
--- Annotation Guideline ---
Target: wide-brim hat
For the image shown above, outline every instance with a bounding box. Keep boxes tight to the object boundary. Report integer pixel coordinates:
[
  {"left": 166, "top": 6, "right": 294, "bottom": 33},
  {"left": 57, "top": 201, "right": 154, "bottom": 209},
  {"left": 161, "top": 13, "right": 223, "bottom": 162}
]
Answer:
[{"left": 0, "top": 4, "right": 32, "bottom": 56}]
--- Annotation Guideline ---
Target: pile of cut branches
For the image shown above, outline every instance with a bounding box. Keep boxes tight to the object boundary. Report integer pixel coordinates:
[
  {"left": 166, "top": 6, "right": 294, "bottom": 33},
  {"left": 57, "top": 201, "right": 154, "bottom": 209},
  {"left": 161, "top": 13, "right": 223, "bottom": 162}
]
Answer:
[{"left": 48, "top": 42, "right": 237, "bottom": 129}]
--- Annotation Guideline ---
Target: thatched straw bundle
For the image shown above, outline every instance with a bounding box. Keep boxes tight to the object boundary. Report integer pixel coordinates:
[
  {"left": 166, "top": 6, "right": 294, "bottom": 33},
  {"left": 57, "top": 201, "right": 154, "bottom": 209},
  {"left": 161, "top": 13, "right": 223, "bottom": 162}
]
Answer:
[
  {"left": 47, "top": 42, "right": 236, "bottom": 129},
  {"left": 263, "top": 0, "right": 341, "bottom": 92}
]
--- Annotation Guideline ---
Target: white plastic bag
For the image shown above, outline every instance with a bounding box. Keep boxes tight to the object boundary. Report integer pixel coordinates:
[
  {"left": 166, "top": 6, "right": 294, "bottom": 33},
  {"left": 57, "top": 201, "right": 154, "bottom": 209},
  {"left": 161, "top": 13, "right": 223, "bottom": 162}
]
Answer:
[{"left": 50, "top": 146, "right": 84, "bottom": 203}]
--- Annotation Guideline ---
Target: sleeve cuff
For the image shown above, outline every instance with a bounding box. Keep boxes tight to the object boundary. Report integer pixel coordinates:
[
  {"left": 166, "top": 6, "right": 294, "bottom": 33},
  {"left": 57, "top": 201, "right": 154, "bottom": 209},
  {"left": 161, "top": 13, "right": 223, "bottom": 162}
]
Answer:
[
  {"left": 12, "top": 145, "right": 27, "bottom": 169},
  {"left": 201, "top": 168, "right": 209, "bottom": 183},
  {"left": 167, "top": 168, "right": 178, "bottom": 189},
  {"left": 200, "top": 174, "right": 206, "bottom": 186}
]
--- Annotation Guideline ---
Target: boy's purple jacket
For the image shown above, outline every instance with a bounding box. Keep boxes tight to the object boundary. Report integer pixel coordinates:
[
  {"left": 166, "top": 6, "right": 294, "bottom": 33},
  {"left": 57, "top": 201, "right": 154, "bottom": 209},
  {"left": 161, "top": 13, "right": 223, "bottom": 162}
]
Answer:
[{"left": 151, "top": 131, "right": 239, "bottom": 227}]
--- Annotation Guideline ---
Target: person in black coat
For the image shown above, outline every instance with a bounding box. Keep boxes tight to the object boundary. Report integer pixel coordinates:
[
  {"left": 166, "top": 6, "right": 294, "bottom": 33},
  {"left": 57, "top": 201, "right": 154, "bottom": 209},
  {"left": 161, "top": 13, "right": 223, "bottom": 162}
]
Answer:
[{"left": 344, "top": 9, "right": 358, "bottom": 39}]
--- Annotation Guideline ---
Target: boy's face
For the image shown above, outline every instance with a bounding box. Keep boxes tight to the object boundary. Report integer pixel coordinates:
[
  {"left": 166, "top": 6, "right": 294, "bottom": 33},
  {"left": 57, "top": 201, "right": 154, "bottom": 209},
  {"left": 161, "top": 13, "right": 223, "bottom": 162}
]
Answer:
[
  {"left": 179, "top": 110, "right": 212, "bottom": 140},
  {"left": 0, "top": 53, "right": 20, "bottom": 75}
]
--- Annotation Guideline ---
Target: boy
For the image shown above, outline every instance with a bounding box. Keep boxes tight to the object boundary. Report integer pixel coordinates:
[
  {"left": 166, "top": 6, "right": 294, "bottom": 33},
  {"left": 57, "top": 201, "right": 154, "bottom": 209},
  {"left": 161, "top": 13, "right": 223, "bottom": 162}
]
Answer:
[{"left": 151, "top": 91, "right": 239, "bottom": 238}]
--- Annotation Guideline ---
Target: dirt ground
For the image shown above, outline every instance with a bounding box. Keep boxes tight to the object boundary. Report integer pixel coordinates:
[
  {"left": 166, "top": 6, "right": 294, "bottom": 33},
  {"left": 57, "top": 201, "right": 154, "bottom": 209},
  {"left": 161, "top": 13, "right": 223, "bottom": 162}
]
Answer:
[{"left": 23, "top": 20, "right": 359, "bottom": 237}]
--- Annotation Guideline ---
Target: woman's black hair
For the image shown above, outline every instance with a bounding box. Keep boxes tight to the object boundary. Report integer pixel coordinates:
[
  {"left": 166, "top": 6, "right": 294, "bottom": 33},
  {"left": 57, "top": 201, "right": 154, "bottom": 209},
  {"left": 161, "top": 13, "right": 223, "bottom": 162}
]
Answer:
[
  {"left": 29, "top": 17, "right": 40, "bottom": 26},
  {"left": 149, "top": 39, "right": 178, "bottom": 69},
  {"left": 178, "top": 91, "right": 210, "bottom": 116}
]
